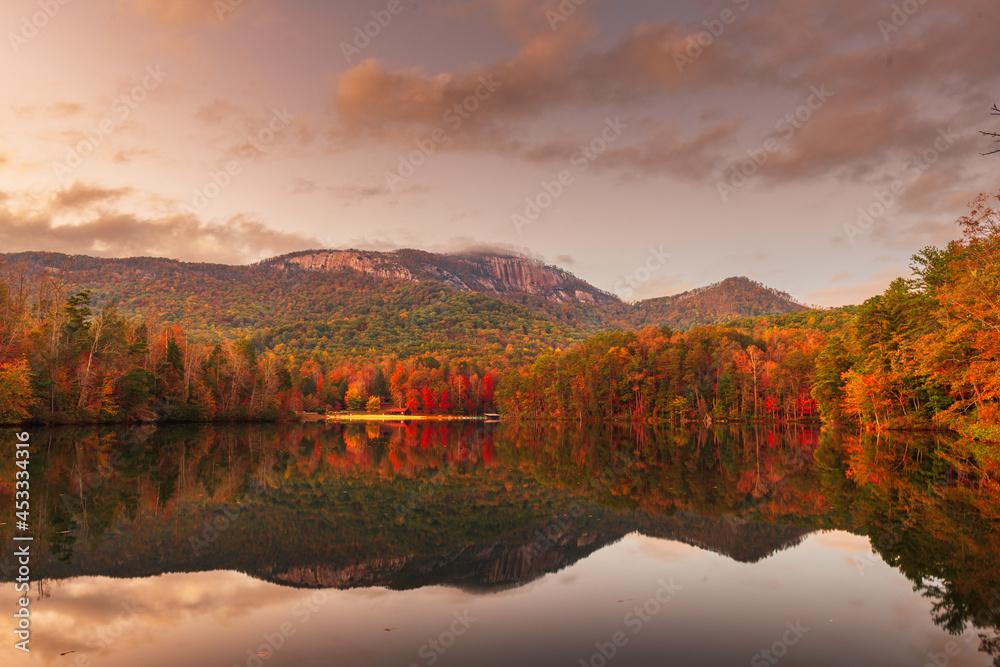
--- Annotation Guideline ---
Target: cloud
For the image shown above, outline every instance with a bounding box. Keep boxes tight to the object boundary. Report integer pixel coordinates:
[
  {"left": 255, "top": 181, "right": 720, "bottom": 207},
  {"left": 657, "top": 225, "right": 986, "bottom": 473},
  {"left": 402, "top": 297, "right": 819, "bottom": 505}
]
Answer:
[
  {"left": 283, "top": 178, "right": 389, "bottom": 205},
  {"left": 330, "top": 0, "right": 598, "bottom": 141},
  {"left": 194, "top": 98, "right": 249, "bottom": 126},
  {"left": 112, "top": 146, "right": 160, "bottom": 165},
  {"left": 51, "top": 183, "right": 134, "bottom": 211},
  {"left": 329, "top": 184, "right": 387, "bottom": 203},
  {"left": 116, "top": 0, "right": 250, "bottom": 28},
  {"left": 326, "top": 0, "right": 999, "bottom": 203},
  {"left": 27, "top": 571, "right": 302, "bottom": 663},
  {"left": 599, "top": 120, "right": 739, "bottom": 179},
  {"left": 285, "top": 178, "right": 322, "bottom": 195},
  {"left": 328, "top": 4, "right": 743, "bottom": 138},
  {"left": 336, "top": 236, "right": 405, "bottom": 253},
  {"left": 445, "top": 240, "right": 539, "bottom": 259},
  {"left": 0, "top": 199, "right": 319, "bottom": 264},
  {"left": 582, "top": 20, "right": 751, "bottom": 92},
  {"left": 325, "top": 0, "right": 764, "bottom": 164},
  {"left": 49, "top": 102, "right": 85, "bottom": 118},
  {"left": 898, "top": 170, "right": 982, "bottom": 217},
  {"left": 732, "top": 0, "right": 1000, "bottom": 188}
]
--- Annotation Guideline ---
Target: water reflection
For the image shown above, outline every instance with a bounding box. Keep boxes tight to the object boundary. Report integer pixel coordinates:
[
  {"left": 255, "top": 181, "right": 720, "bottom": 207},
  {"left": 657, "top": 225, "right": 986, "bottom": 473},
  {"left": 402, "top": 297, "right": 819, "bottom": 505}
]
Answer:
[{"left": 0, "top": 422, "right": 997, "bottom": 666}]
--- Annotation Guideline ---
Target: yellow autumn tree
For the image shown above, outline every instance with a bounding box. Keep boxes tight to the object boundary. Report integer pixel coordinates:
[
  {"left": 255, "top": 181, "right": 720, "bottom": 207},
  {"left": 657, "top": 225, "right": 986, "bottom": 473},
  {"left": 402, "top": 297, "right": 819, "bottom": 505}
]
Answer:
[{"left": 0, "top": 358, "right": 33, "bottom": 424}]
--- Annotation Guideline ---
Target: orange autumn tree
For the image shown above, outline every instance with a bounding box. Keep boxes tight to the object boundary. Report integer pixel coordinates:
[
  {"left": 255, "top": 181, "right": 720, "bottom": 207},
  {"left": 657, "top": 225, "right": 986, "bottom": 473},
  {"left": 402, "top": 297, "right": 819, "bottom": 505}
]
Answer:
[
  {"left": 829, "top": 190, "right": 1000, "bottom": 449},
  {"left": 918, "top": 191, "right": 1000, "bottom": 441}
]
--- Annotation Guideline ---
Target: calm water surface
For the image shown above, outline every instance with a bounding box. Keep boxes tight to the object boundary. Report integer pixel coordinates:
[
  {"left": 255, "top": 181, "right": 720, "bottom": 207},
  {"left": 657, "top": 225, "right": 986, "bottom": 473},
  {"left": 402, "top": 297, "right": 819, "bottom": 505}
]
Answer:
[{"left": 1, "top": 422, "right": 998, "bottom": 667}]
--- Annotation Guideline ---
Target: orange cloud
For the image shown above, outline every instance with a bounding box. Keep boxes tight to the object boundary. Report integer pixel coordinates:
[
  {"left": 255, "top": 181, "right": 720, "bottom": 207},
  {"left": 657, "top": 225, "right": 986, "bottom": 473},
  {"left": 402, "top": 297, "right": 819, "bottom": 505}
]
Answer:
[
  {"left": 116, "top": 0, "right": 251, "bottom": 28},
  {"left": 328, "top": 0, "right": 997, "bottom": 203},
  {"left": 0, "top": 198, "right": 318, "bottom": 264},
  {"left": 52, "top": 183, "right": 134, "bottom": 211}
]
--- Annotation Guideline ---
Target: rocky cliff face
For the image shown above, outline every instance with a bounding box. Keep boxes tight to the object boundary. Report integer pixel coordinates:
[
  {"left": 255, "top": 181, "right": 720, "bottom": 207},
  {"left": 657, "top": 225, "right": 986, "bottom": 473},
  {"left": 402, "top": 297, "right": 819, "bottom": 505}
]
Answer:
[
  {"left": 270, "top": 249, "right": 618, "bottom": 305},
  {"left": 278, "top": 251, "right": 414, "bottom": 282},
  {"left": 476, "top": 255, "right": 566, "bottom": 291}
]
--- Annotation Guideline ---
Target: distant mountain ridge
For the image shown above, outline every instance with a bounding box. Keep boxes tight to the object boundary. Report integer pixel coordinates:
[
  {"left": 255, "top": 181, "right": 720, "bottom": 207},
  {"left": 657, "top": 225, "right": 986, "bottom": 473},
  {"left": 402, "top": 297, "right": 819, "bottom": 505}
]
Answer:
[
  {"left": 0, "top": 251, "right": 814, "bottom": 359},
  {"left": 628, "top": 276, "right": 809, "bottom": 330},
  {"left": 266, "top": 248, "right": 620, "bottom": 306}
]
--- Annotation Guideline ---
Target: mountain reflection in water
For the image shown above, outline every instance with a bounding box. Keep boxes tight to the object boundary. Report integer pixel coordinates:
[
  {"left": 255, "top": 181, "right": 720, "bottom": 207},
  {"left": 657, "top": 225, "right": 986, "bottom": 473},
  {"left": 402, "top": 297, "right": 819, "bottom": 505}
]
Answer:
[{"left": 1, "top": 421, "right": 998, "bottom": 666}]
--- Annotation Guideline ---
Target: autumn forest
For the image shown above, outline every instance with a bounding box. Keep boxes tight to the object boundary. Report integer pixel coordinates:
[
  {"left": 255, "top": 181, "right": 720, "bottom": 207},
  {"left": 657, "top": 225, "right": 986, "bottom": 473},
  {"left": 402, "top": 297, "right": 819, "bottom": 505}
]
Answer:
[{"left": 1, "top": 192, "right": 999, "bottom": 463}]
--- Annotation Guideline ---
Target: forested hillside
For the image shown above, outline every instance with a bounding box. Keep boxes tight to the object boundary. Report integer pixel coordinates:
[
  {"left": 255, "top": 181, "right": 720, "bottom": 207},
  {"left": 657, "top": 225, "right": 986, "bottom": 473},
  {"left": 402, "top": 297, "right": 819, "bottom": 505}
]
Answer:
[
  {"left": 0, "top": 279, "right": 503, "bottom": 424},
  {"left": 0, "top": 251, "right": 810, "bottom": 360},
  {"left": 499, "top": 324, "right": 822, "bottom": 423},
  {"left": 0, "top": 250, "right": 802, "bottom": 424},
  {"left": 498, "top": 191, "right": 1000, "bottom": 458},
  {"left": 628, "top": 276, "right": 809, "bottom": 330},
  {"left": 0, "top": 252, "right": 588, "bottom": 362}
]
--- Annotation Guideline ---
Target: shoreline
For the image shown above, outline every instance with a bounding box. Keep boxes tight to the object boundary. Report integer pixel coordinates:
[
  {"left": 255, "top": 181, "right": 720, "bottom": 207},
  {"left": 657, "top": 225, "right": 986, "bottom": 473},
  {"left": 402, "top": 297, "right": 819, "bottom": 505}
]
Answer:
[{"left": 322, "top": 414, "right": 496, "bottom": 422}]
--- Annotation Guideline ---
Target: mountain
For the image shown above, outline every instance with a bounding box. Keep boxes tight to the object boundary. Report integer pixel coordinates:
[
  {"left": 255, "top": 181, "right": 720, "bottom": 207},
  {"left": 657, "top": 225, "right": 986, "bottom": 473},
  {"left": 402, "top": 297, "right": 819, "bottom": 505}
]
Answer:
[
  {"left": 264, "top": 248, "right": 625, "bottom": 334},
  {"left": 267, "top": 249, "right": 620, "bottom": 306},
  {"left": 0, "top": 250, "right": 599, "bottom": 361},
  {"left": 628, "top": 276, "right": 809, "bottom": 331},
  {"left": 0, "top": 251, "right": 813, "bottom": 362}
]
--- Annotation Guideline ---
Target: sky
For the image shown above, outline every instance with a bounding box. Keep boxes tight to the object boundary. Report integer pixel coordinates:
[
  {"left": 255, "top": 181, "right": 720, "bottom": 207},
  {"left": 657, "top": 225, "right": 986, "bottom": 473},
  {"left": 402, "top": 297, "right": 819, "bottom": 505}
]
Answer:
[{"left": 1, "top": 0, "right": 998, "bottom": 306}]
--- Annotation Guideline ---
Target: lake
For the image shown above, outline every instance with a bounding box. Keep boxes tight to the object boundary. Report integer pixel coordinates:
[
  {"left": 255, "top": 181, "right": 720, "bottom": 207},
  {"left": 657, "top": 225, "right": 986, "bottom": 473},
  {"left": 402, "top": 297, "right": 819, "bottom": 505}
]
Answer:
[{"left": 1, "top": 422, "right": 998, "bottom": 666}]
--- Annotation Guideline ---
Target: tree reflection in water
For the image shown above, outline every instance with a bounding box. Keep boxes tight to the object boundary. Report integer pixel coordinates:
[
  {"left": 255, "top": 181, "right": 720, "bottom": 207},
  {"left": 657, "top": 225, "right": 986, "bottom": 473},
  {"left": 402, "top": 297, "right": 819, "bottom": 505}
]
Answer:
[{"left": 1, "top": 421, "right": 997, "bottom": 663}]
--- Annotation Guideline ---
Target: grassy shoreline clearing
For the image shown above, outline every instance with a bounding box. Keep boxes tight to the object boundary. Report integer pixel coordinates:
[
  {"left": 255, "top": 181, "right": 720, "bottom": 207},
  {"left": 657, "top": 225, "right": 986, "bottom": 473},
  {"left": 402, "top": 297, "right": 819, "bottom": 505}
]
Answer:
[{"left": 308, "top": 412, "right": 496, "bottom": 422}]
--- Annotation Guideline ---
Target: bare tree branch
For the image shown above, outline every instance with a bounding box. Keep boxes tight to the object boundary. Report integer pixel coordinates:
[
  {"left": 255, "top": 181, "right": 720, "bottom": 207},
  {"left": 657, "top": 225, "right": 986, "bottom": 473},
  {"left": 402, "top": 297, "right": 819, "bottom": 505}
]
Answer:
[{"left": 981, "top": 105, "right": 1000, "bottom": 155}]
